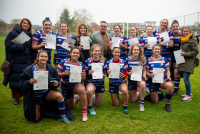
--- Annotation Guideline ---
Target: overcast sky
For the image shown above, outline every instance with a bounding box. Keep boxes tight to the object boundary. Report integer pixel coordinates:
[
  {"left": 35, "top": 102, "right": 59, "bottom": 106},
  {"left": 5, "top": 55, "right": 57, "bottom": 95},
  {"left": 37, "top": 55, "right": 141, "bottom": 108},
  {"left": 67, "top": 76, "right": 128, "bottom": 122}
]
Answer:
[{"left": 0, "top": 0, "right": 200, "bottom": 27}]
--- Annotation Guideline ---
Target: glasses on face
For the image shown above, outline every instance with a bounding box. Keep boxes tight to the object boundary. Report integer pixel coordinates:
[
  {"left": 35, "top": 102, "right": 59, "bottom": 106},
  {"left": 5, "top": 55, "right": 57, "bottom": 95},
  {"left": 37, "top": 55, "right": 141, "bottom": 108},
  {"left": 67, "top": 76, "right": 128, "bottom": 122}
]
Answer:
[{"left": 101, "top": 26, "right": 107, "bottom": 28}]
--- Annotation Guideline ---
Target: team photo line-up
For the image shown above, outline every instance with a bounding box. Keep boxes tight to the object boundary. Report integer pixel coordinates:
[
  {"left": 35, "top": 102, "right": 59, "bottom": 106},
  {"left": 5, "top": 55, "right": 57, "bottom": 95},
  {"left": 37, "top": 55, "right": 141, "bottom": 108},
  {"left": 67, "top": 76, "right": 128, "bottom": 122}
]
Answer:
[{"left": 3, "top": 17, "right": 199, "bottom": 124}]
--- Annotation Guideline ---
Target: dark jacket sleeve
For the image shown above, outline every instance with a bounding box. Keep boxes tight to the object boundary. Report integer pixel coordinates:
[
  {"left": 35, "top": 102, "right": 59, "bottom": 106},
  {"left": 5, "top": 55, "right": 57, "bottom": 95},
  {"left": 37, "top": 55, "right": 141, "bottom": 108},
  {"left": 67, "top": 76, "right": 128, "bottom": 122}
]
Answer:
[
  {"left": 19, "top": 68, "right": 33, "bottom": 91},
  {"left": 90, "top": 36, "right": 96, "bottom": 47},
  {"left": 5, "top": 32, "right": 24, "bottom": 52},
  {"left": 183, "top": 40, "right": 199, "bottom": 58}
]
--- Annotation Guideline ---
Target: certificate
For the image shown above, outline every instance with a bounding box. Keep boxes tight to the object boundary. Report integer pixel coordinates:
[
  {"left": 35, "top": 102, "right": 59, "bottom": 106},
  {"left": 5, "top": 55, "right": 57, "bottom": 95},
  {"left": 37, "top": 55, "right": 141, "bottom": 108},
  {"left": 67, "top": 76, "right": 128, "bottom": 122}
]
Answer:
[
  {"left": 45, "top": 34, "right": 56, "bottom": 49},
  {"left": 62, "top": 38, "right": 76, "bottom": 51},
  {"left": 111, "top": 37, "right": 121, "bottom": 50},
  {"left": 128, "top": 38, "right": 138, "bottom": 46},
  {"left": 92, "top": 63, "right": 103, "bottom": 79},
  {"left": 12, "top": 31, "right": 31, "bottom": 44},
  {"left": 152, "top": 68, "right": 164, "bottom": 83},
  {"left": 131, "top": 66, "right": 143, "bottom": 81},
  {"left": 109, "top": 63, "right": 120, "bottom": 78},
  {"left": 147, "top": 37, "right": 157, "bottom": 49},
  {"left": 173, "top": 50, "right": 185, "bottom": 64},
  {"left": 160, "top": 32, "right": 170, "bottom": 44},
  {"left": 69, "top": 66, "right": 82, "bottom": 82},
  {"left": 80, "top": 36, "right": 90, "bottom": 50},
  {"left": 33, "top": 71, "right": 48, "bottom": 90}
]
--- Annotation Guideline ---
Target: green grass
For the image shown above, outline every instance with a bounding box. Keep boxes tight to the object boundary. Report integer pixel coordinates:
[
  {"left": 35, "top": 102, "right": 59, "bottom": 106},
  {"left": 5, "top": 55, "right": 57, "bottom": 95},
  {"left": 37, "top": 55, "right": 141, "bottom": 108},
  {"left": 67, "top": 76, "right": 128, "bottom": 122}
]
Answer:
[{"left": 0, "top": 36, "right": 200, "bottom": 133}]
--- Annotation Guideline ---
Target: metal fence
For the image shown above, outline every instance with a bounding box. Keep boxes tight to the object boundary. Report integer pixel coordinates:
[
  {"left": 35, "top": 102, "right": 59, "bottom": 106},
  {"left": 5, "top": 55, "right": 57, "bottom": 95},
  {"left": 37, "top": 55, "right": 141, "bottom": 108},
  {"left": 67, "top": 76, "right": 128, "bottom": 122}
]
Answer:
[{"left": 168, "top": 12, "right": 200, "bottom": 34}]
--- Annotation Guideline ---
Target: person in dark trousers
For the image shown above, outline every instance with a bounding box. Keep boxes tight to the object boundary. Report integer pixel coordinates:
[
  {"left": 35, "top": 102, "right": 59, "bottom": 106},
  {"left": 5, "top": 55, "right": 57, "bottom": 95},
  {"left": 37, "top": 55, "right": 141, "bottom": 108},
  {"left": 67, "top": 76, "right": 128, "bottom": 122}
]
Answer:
[{"left": 4, "top": 18, "right": 33, "bottom": 105}]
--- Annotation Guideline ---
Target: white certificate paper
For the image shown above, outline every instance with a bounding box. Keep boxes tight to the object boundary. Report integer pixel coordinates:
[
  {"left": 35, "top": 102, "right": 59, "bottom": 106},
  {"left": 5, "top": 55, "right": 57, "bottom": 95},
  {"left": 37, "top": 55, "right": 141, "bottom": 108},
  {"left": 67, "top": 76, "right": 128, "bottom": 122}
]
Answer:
[
  {"left": 147, "top": 37, "right": 157, "bottom": 49},
  {"left": 33, "top": 71, "right": 48, "bottom": 90},
  {"left": 128, "top": 38, "right": 138, "bottom": 45},
  {"left": 173, "top": 50, "right": 185, "bottom": 64},
  {"left": 152, "top": 68, "right": 164, "bottom": 83},
  {"left": 81, "top": 36, "right": 90, "bottom": 50},
  {"left": 131, "top": 66, "right": 143, "bottom": 81},
  {"left": 45, "top": 34, "right": 56, "bottom": 49},
  {"left": 62, "top": 38, "right": 76, "bottom": 51},
  {"left": 92, "top": 63, "right": 103, "bottom": 79},
  {"left": 69, "top": 66, "right": 82, "bottom": 82},
  {"left": 160, "top": 32, "right": 170, "bottom": 44},
  {"left": 12, "top": 31, "right": 31, "bottom": 44},
  {"left": 109, "top": 63, "right": 120, "bottom": 78},
  {"left": 111, "top": 37, "right": 121, "bottom": 50}
]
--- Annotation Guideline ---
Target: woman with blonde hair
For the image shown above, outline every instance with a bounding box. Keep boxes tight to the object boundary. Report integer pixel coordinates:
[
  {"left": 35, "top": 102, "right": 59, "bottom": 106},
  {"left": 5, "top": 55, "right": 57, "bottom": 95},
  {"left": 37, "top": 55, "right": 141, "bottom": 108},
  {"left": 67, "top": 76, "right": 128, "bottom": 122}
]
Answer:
[
  {"left": 125, "top": 45, "right": 146, "bottom": 111},
  {"left": 74, "top": 23, "right": 95, "bottom": 61},
  {"left": 178, "top": 26, "right": 199, "bottom": 101},
  {"left": 84, "top": 44, "right": 107, "bottom": 115}
]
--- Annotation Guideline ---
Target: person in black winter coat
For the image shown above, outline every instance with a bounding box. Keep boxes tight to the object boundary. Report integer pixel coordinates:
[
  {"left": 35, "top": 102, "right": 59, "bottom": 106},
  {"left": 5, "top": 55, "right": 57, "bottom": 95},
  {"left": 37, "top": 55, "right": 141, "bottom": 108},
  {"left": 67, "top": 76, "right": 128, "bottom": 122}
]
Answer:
[
  {"left": 4, "top": 18, "right": 33, "bottom": 105},
  {"left": 19, "top": 50, "right": 75, "bottom": 123}
]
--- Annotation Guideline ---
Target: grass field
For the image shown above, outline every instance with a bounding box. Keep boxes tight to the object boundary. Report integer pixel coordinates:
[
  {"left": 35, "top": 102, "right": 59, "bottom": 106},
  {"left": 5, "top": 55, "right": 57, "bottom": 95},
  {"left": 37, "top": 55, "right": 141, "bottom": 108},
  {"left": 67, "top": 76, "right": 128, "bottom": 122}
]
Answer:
[{"left": 0, "top": 36, "right": 200, "bottom": 134}]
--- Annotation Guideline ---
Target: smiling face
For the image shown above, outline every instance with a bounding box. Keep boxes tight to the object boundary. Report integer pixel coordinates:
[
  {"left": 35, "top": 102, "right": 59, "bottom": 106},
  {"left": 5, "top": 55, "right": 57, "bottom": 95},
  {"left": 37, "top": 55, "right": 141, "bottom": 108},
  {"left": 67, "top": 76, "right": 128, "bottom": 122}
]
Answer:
[
  {"left": 172, "top": 23, "right": 179, "bottom": 33},
  {"left": 70, "top": 48, "right": 80, "bottom": 62},
  {"left": 21, "top": 20, "right": 30, "bottom": 31},
  {"left": 38, "top": 52, "right": 48, "bottom": 64},
  {"left": 60, "top": 23, "right": 68, "bottom": 33},
  {"left": 80, "top": 25, "right": 86, "bottom": 35},
  {"left": 112, "top": 48, "right": 120, "bottom": 60},
  {"left": 114, "top": 26, "right": 121, "bottom": 35},
  {"left": 182, "top": 28, "right": 190, "bottom": 37},
  {"left": 91, "top": 47, "right": 101, "bottom": 59},
  {"left": 152, "top": 46, "right": 161, "bottom": 56},
  {"left": 145, "top": 26, "right": 153, "bottom": 35},
  {"left": 43, "top": 21, "right": 52, "bottom": 33},
  {"left": 130, "top": 27, "right": 137, "bottom": 37},
  {"left": 160, "top": 19, "right": 168, "bottom": 30},
  {"left": 132, "top": 46, "right": 140, "bottom": 57}
]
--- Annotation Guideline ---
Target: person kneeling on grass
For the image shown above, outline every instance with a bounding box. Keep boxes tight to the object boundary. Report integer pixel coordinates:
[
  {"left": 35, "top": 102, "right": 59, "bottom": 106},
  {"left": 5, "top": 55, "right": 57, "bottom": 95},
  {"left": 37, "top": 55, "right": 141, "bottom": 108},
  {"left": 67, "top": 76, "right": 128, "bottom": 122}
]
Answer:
[
  {"left": 19, "top": 50, "right": 74, "bottom": 124},
  {"left": 106, "top": 47, "right": 129, "bottom": 114},
  {"left": 84, "top": 44, "right": 107, "bottom": 115},
  {"left": 146, "top": 44, "right": 173, "bottom": 112}
]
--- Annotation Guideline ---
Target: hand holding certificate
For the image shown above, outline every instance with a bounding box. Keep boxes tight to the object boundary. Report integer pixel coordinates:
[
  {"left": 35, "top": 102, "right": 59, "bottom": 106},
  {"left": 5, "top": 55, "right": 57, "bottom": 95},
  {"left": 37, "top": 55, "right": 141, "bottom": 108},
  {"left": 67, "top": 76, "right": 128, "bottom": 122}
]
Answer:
[
  {"left": 62, "top": 38, "right": 76, "bottom": 51},
  {"left": 69, "top": 66, "right": 82, "bottom": 82},
  {"left": 45, "top": 34, "right": 56, "bottom": 49},
  {"left": 92, "top": 63, "right": 103, "bottom": 79},
  {"left": 131, "top": 66, "right": 143, "bottom": 81},
  {"left": 173, "top": 50, "right": 185, "bottom": 64},
  {"left": 81, "top": 36, "right": 90, "bottom": 50},
  {"left": 12, "top": 31, "right": 31, "bottom": 44},
  {"left": 33, "top": 71, "right": 48, "bottom": 90},
  {"left": 109, "top": 63, "right": 120, "bottom": 78},
  {"left": 160, "top": 32, "right": 170, "bottom": 44},
  {"left": 152, "top": 68, "right": 164, "bottom": 83},
  {"left": 111, "top": 37, "right": 121, "bottom": 50},
  {"left": 128, "top": 38, "right": 138, "bottom": 46},
  {"left": 147, "top": 37, "right": 157, "bottom": 49}
]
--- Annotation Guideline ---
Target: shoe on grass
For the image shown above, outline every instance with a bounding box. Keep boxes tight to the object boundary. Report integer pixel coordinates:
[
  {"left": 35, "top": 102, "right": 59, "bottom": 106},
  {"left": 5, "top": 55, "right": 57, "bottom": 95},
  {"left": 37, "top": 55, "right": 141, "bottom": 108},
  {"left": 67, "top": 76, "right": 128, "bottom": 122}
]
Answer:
[
  {"left": 89, "top": 108, "right": 96, "bottom": 116},
  {"left": 74, "top": 94, "right": 80, "bottom": 102},
  {"left": 82, "top": 113, "right": 88, "bottom": 122},
  {"left": 123, "top": 108, "right": 129, "bottom": 114},
  {"left": 61, "top": 116, "right": 71, "bottom": 124},
  {"left": 146, "top": 87, "right": 150, "bottom": 93},
  {"left": 139, "top": 104, "right": 144, "bottom": 112},
  {"left": 172, "top": 90, "right": 178, "bottom": 96},
  {"left": 165, "top": 104, "right": 171, "bottom": 112},
  {"left": 13, "top": 99, "right": 20, "bottom": 105},
  {"left": 181, "top": 93, "right": 193, "bottom": 97},
  {"left": 182, "top": 95, "right": 192, "bottom": 101}
]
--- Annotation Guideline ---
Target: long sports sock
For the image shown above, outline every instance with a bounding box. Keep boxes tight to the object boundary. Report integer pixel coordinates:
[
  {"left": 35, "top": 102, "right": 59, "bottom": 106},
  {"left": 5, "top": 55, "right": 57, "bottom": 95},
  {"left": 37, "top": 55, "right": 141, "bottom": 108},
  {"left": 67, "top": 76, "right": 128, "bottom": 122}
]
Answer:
[
  {"left": 174, "top": 77, "right": 180, "bottom": 91},
  {"left": 165, "top": 92, "right": 172, "bottom": 104},
  {"left": 123, "top": 103, "right": 128, "bottom": 109},
  {"left": 139, "top": 100, "right": 144, "bottom": 105},
  {"left": 88, "top": 104, "right": 94, "bottom": 109},
  {"left": 82, "top": 109, "right": 87, "bottom": 114},
  {"left": 57, "top": 99, "right": 66, "bottom": 117}
]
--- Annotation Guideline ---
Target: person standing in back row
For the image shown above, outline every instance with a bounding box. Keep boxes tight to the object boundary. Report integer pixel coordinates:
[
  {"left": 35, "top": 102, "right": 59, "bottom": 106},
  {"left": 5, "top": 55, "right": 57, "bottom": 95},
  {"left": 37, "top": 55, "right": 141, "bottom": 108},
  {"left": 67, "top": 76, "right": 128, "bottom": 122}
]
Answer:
[{"left": 92, "top": 21, "right": 112, "bottom": 61}]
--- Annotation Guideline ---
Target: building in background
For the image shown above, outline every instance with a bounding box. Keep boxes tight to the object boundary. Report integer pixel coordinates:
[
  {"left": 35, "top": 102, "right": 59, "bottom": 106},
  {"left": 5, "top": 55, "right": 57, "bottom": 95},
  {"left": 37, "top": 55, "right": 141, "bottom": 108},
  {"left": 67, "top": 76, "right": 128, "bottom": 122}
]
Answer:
[{"left": 89, "top": 22, "right": 100, "bottom": 33}]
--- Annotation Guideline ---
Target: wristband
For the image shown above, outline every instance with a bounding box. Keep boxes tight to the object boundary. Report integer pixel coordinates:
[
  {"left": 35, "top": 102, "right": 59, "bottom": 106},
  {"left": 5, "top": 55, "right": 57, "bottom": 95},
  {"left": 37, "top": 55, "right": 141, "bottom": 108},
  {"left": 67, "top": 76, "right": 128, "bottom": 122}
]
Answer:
[{"left": 166, "top": 43, "right": 169, "bottom": 48}]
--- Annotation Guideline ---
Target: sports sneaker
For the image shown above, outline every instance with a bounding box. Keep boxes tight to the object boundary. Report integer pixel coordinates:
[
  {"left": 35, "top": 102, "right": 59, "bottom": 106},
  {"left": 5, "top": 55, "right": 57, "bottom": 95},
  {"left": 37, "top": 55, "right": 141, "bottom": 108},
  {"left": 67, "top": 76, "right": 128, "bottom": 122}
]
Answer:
[
  {"left": 123, "top": 107, "right": 129, "bottom": 114},
  {"left": 139, "top": 104, "right": 144, "bottom": 112},
  {"left": 182, "top": 95, "right": 192, "bottom": 101},
  {"left": 89, "top": 108, "right": 96, "bottom": 116},
  {"left": 146, "top": 87, "right": 150, "bottom": 93},
  {"left": 165, "top": 104, "right": 171, "bottom": 112},
  {"left": 74, "top": 94, "right": 80, "bottom": 102},
  {"left": 82, "top": 113, "right": 88, "bottom": 122},
  {"left": 119, "top": 91, "right": 122, "bottom": 94},
  {"left": 61, "top": 116, "right": 71, "bottom": 124},
  {"left": 13, "top": 99, "right": 20, "bottom": 105},
  {"left": 181, "top": 93, "right": 193, "bottom": 97},
  {"left": 172, "top": 90, "right": 178, "bottom": 96}
]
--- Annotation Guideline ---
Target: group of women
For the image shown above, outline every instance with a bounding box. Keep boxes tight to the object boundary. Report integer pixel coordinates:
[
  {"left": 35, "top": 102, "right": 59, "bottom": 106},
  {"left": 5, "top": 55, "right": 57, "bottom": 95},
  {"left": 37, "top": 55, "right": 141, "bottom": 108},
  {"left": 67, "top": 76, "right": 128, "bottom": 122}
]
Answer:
[{"left": 4, "top": 17, "right": 199, "bottom": 124}]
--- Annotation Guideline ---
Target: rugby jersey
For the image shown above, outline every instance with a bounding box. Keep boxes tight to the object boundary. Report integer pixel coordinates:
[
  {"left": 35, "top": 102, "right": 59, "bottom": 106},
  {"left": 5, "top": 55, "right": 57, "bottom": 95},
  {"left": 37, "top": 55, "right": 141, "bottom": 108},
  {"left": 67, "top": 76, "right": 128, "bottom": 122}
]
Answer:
[
  {"left": 172, "top": 31, "right": 182, "bottom": 51},
  {"left": 126, "top": 37, "right": 143, "bottom": 57}
]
